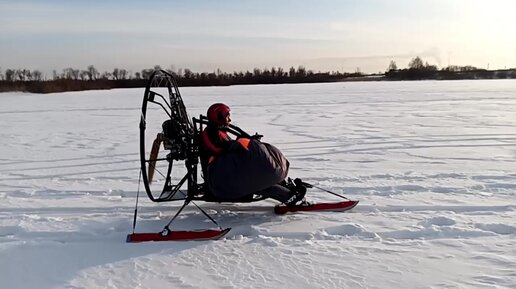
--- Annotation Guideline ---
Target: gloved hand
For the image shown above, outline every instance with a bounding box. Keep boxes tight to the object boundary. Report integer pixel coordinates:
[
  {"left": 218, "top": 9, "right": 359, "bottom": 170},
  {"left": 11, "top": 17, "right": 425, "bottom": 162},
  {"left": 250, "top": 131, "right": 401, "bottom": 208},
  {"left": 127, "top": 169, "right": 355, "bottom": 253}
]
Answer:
[{"left": 251, "top": 133, "right": 263, "bottom": 140}]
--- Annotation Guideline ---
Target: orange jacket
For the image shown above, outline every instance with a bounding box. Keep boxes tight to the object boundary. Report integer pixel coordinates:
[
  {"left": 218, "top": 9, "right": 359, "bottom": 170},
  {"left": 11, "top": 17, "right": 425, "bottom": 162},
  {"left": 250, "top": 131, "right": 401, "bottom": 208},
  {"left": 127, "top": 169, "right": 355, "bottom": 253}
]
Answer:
[{"left": 200, "top": 126, "right": 232, "bottom": 168}]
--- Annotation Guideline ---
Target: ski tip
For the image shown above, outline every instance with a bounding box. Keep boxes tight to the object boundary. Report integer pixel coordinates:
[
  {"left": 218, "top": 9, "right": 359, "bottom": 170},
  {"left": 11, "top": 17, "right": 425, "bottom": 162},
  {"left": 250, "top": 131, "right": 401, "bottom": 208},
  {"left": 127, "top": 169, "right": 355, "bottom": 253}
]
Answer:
[
  {"left": 348, "top": 200, "right": 359, "bottom": 209},
  {"left": 274, "top": 200, "right": 359, "bottom": 215}
]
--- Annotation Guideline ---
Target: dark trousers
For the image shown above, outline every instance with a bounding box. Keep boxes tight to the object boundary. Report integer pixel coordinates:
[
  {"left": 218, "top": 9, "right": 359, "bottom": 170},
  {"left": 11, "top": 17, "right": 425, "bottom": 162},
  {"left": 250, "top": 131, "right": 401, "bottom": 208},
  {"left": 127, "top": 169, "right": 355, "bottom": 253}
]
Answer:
[{"left": 256, "top": 184, "right": 292, "bottom": 203}]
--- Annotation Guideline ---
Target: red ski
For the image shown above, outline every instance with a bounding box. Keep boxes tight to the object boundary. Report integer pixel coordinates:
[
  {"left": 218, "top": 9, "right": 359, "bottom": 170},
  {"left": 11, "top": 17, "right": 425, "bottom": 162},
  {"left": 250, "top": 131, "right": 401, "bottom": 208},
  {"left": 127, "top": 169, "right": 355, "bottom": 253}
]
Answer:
[
  {"left": 126, "top": 228, "right": 231, "bottom": 242},
  {"left": 274, "top": 200, "right": 359, "bottom": 215}
]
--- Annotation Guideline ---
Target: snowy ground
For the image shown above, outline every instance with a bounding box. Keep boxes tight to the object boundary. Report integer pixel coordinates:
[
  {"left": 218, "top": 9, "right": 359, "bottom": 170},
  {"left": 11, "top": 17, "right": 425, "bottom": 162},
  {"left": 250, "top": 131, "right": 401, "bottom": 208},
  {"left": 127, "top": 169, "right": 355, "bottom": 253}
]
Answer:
[{"left": 1, "top": 80, "right": 515, "bottom": 289}]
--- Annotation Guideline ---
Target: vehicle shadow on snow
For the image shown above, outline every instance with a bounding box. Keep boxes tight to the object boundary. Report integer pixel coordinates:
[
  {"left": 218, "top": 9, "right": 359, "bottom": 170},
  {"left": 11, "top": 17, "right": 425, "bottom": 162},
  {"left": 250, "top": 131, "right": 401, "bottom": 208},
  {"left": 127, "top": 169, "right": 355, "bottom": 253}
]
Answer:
[
  {"left": 1, "top": 200, "right": 316, "bottom": 289},
  {"left": 158, "top": 201, "right": 283, "bottom": 236},
  {"left": 0, "top": 206, "right": 223, "bottom": 289},
  {"left": 190, "top": 202, "right": 326, "bottom": 240}
]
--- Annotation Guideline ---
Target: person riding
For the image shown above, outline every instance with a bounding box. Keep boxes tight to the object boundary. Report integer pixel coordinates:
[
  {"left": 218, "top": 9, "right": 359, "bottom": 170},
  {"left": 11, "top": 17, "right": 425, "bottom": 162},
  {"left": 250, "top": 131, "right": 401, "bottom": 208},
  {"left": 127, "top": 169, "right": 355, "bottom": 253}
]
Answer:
[
  {"left": 199, "top": 103, "right": 233, "bottom": 170},
  {"left": 200, "top": 103, "right": 306, "bottom": 206}
]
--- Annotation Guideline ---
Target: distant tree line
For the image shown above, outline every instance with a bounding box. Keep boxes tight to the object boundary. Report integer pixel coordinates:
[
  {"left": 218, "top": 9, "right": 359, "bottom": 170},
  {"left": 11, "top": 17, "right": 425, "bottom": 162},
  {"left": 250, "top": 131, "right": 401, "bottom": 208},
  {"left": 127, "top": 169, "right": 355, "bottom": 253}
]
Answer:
[
  {"left": 0, "top": 65, "right": 362, "bottom": 93},
  {"left": 385, "top": 56, "right": 516, "bottom": 80},
  {"left": 1, "top": 59, "right": 515, "bottom": 93}
]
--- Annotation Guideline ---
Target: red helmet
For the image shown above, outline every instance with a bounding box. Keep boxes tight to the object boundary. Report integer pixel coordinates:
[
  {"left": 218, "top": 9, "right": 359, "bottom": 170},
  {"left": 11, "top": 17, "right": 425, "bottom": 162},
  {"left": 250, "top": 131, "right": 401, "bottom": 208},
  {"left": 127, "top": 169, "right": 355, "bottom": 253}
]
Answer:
[{"left": 207, "top": 103, "right": 231, "bottom": 126}]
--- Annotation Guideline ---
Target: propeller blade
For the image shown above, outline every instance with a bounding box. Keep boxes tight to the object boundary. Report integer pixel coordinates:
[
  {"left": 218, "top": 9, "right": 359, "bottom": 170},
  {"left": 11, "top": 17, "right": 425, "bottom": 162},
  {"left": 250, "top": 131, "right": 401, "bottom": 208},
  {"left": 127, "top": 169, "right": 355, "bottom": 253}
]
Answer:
[{"left": 148, "top": 133, "right": 163, "bottom": 183}]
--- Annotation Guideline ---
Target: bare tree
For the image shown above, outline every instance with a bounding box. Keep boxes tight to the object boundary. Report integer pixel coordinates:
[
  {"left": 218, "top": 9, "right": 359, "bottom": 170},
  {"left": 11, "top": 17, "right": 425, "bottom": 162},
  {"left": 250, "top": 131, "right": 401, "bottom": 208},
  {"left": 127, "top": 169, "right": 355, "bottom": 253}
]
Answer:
[
  {"left": 270, "top": 67, "right": 277, "bottom": 77},
  {"left": 277, "top": 67, "right": 284, "bottom": 77},
  {"left": 5, "top": 69, "right": 14, "bottom": 81},
  {"left": 112, "top": 68, "right": 120, "bottom": 80},
  {"left": 424, "top": 62, "right": 437, "bottom": 71},
  {"left": 387, "top": 60, "right": 398, "bottom": 71},
  {"left": 79, "top": 70, "right": 89, "bottom": 80},
  {"left": 63, "top": 68, "right": 80, "bottom": 80},
  {"left": 141, "top": 68, "right": 154, "bottom": 80},
  {"left": 32, "top": 70, "right": 42, "bottom": 81},
  {"left": 182, "top": 68, "right": 192, "bottom": 79},
  {"left": 119, "top": 69, "right": 128, "bottom": 80},
  {"left": 87, "top": 65, "right": 99, "bottom": 80},
  {"left": 289, "top": 66, "right": 296, "bottom": 77},
  {"left": 297, "top": 66, "right": 307, "bottom": 77},
  {"left": 100, "top": 72, "right": 112, "bottom": 80},
  {"left": 409, "top": 56, "right": 424, "bottom": 70},
  {"left": 444, "top": 65, "right": 459, "bottom": 72},
  {"left": 461, "top": 65, "right": 477, "bottom": 71},
  {"left": 16, "top": 69, "right": 30, "bottom": 81}
]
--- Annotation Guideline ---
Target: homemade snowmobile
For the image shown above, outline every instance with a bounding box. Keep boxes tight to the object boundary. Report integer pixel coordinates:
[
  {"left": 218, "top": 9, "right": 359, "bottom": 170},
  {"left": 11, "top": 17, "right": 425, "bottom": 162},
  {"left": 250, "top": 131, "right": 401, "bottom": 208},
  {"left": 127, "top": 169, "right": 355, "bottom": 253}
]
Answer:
[{"left": 127, "top": 70, "right": 358, "bottom": 242}]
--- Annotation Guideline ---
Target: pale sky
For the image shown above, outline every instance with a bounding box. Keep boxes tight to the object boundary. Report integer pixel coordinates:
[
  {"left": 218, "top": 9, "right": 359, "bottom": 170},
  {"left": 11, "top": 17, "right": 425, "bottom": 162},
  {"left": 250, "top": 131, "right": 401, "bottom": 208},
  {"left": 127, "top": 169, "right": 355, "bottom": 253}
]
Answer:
[{"left": 1, "top": 0, "right": 515, "bottom": 76}]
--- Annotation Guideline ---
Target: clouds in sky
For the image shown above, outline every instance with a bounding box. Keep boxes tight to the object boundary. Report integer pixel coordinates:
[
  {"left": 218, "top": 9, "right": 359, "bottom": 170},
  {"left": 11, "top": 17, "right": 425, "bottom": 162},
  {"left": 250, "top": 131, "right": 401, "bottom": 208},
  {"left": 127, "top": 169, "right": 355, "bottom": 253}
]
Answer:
[{"left": 1, "top": 0, "right": 515, "bottom": 74}]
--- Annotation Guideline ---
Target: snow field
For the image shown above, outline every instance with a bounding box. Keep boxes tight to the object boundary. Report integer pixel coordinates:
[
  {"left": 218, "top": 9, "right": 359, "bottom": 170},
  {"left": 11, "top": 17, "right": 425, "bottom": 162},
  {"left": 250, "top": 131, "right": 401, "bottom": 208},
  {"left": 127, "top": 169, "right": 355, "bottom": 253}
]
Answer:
[{"left": 0, "top": 80, "right": 515, "bottom": 288}]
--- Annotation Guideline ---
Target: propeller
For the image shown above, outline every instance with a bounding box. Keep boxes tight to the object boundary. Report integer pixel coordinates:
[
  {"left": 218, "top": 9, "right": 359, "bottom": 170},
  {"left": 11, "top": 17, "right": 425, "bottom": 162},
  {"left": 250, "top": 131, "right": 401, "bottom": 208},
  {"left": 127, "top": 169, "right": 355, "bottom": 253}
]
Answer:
[{"left": 148, "top": 133, "right": 163, "bottom": 183}]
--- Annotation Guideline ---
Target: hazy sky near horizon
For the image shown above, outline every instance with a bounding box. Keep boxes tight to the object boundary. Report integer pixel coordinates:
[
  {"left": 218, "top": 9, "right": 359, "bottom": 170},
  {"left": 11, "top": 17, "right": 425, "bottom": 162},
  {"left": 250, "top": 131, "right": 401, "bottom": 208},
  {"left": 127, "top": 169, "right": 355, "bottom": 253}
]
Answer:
[{"left": 1, "top": 0, "right": 515, "bottom": 75}]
